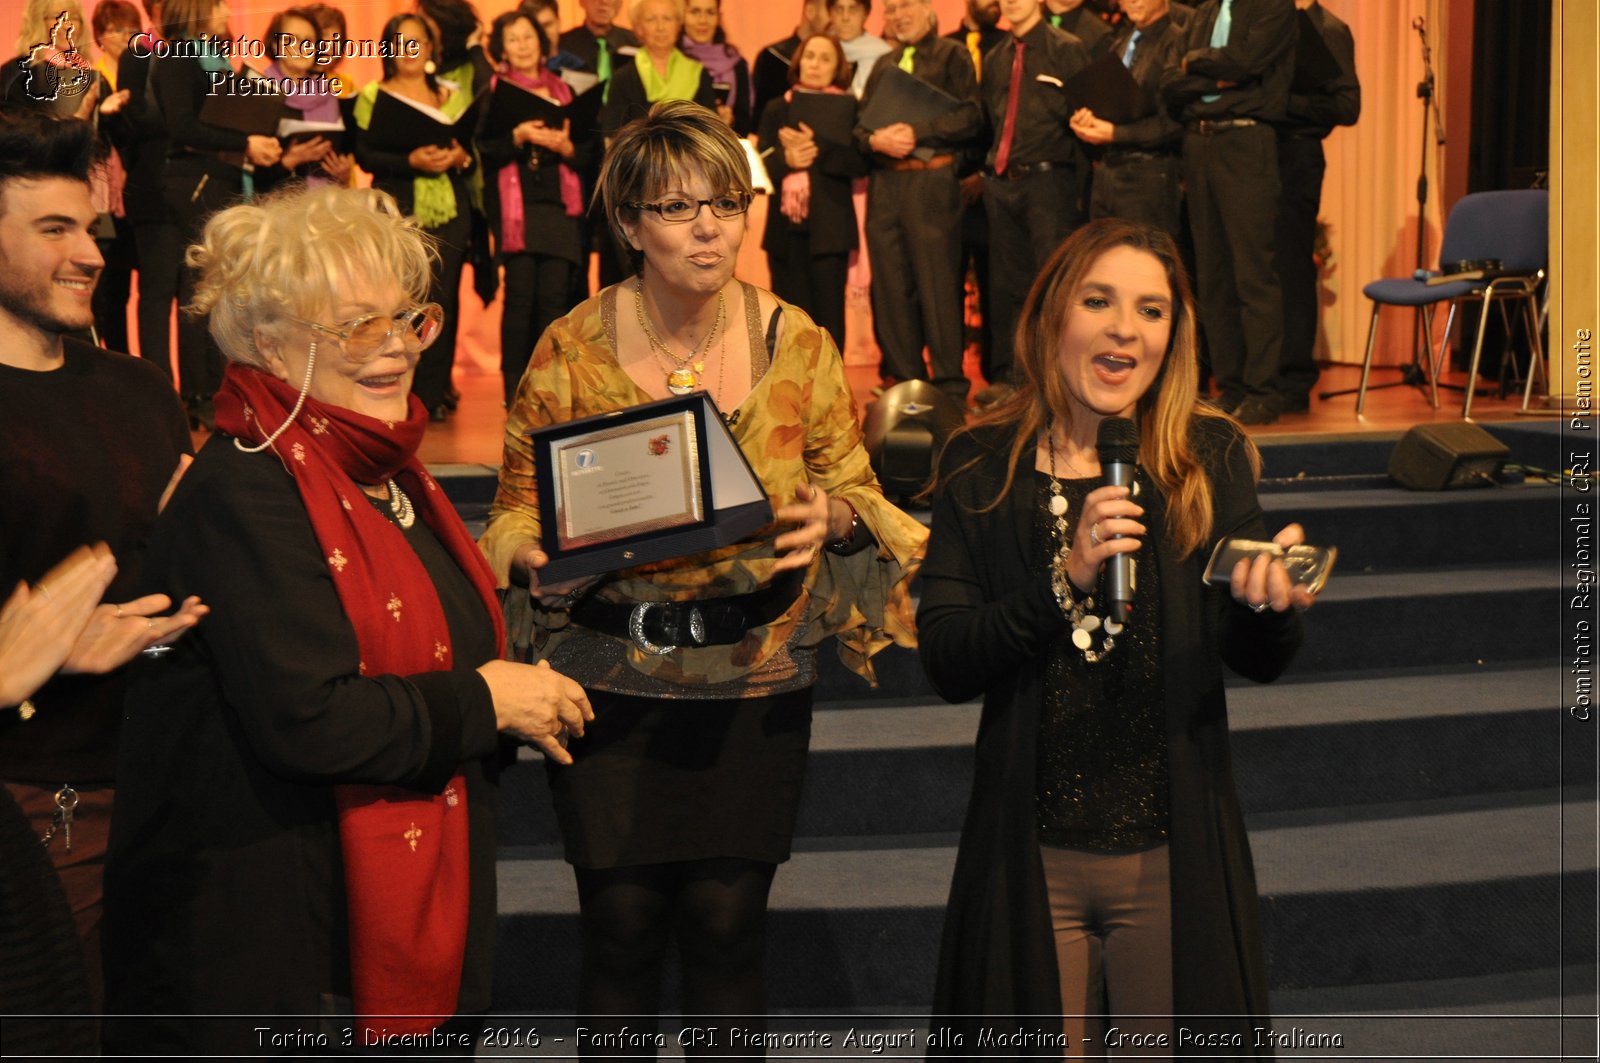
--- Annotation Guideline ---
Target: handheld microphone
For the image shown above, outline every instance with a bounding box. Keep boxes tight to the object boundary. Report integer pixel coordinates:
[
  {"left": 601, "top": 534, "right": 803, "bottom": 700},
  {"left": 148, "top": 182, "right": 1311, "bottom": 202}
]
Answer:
[{"left": 1096, "top": 417, "right": 1139, "bottom": 626}]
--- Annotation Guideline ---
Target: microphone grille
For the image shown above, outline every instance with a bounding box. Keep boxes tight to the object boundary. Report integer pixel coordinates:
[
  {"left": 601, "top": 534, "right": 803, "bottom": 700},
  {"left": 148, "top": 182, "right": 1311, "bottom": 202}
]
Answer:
[{"left": 1096, "top": 416, "right": 1138, "bottom": 464}]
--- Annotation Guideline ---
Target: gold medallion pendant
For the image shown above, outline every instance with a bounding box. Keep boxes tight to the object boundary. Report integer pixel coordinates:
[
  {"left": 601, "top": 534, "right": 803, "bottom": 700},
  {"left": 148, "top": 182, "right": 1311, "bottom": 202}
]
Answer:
[{"left": 666, "top": 367, "right": 699, "bottom": 395}]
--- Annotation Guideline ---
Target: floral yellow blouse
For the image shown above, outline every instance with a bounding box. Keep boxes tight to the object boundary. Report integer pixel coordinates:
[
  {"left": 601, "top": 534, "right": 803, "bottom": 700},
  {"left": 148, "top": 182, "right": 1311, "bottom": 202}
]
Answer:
[{"left": 480, "top": 284, "right": 927, "bottom": 690}]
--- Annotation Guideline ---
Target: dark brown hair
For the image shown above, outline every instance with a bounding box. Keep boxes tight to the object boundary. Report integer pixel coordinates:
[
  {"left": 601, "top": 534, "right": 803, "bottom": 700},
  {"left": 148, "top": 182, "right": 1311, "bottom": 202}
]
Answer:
[{"left": 786, "top": 32, "right": 852, "bottom": 89}]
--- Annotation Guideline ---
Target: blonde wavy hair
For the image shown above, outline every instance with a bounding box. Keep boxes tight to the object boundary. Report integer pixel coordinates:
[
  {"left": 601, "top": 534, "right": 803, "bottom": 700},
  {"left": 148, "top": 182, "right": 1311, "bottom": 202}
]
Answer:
[
  {"left": 186, "top": 185, "right": 437, "bottom": 367},
  {"left": 949, "top": 217, "right": 1255, "bottom": 560}
]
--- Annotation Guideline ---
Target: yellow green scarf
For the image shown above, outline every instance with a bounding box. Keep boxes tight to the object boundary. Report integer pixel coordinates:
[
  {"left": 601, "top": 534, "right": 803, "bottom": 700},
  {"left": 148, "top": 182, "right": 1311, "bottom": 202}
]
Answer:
[
  {"left": 635, "top": 48, "right": 704, "bottom": 103},
  {"left": 354, "top": 81, "right": 468, "bottom": 229}
]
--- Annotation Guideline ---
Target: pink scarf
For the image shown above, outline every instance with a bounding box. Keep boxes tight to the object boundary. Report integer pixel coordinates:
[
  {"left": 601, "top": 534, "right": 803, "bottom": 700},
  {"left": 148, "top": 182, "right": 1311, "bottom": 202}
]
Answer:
[
  {"left": 494, "top": 66, "right": 583, "bottom": 255},
  {"left": 779, "top": 86, "right": 848, "bottom": 226}
]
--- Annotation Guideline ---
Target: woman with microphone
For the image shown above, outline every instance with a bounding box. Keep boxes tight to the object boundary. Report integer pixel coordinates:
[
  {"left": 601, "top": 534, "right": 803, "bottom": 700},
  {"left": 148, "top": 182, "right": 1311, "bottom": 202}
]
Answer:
[{"left": 918, "top": 218, "right": 1319, "bottom": 1053}]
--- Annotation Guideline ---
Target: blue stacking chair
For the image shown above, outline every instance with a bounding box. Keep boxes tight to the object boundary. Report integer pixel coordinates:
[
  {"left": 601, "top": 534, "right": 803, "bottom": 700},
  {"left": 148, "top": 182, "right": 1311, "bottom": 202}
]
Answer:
[{"left": 1356, "top": 189, "right": 1548, "bottom": 419}]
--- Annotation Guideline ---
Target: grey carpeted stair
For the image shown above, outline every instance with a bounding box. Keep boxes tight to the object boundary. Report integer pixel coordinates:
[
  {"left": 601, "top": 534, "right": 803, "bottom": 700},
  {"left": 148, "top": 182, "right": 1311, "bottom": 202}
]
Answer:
[{"left": 478, "top": 425, "right": 1583, "bottom": 1056}]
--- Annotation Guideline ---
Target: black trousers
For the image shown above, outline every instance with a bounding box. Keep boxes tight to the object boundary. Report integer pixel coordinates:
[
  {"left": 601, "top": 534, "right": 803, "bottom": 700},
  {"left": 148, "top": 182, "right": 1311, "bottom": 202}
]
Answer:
[
  {"left": 1183, "top": 123, "right": 1284, "bottom": 404},
  {"left": 92, "top": 213, "right": 136, "bottom": 354},
  {"left": 413, "top": 210, "right": 471, "bottom": 412},
  {"left": 501, "top": 252, "right": 575, "bottom": 407},
  {"left": 130, "top": 220, "right": 183, "bottom": 380},
  {"left": 866, "top": 166, "right": 967, "bottom": 404},
  {"left": 957, "top": 190, "right": 996, "bottom": 381},
  {"left": 1275, "top": 134, "right": 1327, "bottom": 404},
  {"left": 1089, "top": 151, "right": 1182, "bottom": 242},
  {"left": 768, "top": 245, "right": 849, "bottom": 354},
  {"left": 984, "top": 165, "right": 1083, "bottom": 384}
]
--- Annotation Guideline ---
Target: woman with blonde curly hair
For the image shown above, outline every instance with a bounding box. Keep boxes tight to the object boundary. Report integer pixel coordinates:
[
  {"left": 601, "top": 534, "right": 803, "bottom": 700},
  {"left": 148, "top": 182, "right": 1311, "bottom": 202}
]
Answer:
[
  {"left": 102, "top": 184, "right": 591, "bottom": 1054},
  {"left": 920, "top": 218, "right": 1320, "bottom": 1052}
]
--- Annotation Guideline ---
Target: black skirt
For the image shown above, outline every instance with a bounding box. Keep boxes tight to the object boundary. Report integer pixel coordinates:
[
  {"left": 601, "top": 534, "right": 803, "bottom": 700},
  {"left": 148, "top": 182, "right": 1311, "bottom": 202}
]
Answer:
[{"left": 546, "top": 687, "right": 813, "bottom": 868}]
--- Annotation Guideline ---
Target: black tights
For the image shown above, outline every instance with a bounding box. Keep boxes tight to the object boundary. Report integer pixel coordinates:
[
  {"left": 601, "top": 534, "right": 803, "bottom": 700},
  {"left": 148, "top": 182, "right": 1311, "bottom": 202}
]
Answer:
[{"left": 573, "top": 857, "right": 776, "bottom": 1055}]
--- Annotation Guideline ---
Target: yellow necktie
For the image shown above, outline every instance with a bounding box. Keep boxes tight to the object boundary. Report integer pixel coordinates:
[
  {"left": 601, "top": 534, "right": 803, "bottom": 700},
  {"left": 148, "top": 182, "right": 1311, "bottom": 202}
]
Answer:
[
  {"left": 898, "top": 46, "right": 915, "bottom": 74},
  {"left": 966, "top": 31, "right": 983, "bottom": 81}
]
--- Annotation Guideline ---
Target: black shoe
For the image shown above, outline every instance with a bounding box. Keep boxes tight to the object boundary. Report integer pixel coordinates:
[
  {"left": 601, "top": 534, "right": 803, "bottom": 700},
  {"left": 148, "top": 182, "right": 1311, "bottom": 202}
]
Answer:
[
  {"left": 430, "top": 403, "right": 450, "bottom": 423},
  {"left": 1279, "top": 392, "right": 1311, "bottom": 413},
  {"left": 443, "top": 385, "right": 461, "bottom": 412},
  {"left": 1234, "top": 397, "right": 1281, "bottom": 426},
  {"left": 1212, "top": 393, "right": 1244, "bottom": 415}
]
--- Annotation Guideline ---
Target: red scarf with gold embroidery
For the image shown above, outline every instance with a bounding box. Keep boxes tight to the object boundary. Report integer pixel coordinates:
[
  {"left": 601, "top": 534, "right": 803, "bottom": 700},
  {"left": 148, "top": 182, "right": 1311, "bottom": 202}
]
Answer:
[{"left": 214, "top": 363, "right": 504, "bottom": 1032}]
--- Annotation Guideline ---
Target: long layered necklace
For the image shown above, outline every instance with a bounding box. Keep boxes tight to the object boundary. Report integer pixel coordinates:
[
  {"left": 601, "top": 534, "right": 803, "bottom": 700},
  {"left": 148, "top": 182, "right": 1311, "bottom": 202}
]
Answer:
[
  {"left": 1046, "top": 428, "right": 1120, "bottom": 663},
  {"left": 635, "top": 284, "right": 725, "bottom": 396}
]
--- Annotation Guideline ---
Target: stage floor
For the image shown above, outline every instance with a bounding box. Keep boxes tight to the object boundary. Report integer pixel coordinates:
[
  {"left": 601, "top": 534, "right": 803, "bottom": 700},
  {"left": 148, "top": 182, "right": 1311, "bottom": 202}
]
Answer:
[{"left": 416, "top": 358, "right": 1553, "bottom": 469}]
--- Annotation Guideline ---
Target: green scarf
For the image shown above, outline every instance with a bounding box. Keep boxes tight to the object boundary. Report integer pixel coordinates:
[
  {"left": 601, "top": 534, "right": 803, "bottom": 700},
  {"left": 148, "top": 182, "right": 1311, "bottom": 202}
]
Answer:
[
  {"left": 354, "top": 81, "right": 467, "bottom": 229},
  {"left": 635, "top": 48, "right": 704, "bottom": 103}
]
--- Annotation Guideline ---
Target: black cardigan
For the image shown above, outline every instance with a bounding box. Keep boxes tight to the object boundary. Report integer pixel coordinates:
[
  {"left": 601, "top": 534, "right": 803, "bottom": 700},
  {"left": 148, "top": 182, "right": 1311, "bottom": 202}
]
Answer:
[
  {"left": 757, "top": 95, "right": 868, "bottom": 259},
  {"left": 918, "top": 417, "right": 1302, "bottom": 1056}
]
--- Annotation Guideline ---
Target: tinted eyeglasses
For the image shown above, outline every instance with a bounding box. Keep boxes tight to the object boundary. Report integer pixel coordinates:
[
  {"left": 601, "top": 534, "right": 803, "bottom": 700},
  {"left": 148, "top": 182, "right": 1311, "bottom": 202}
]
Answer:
[
  {"left": 289, "top": 303, "right": 444, "bottom": 361},
  {"left": 626, "top": 192, "right": 752, "bottom": 224}
]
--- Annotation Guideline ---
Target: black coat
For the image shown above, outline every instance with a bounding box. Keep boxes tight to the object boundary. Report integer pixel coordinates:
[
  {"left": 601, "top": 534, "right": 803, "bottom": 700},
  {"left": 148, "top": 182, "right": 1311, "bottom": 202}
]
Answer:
[
  {"left": 757, "top": 94, "right": 867, "bottom": 259},
  {"left": 599, "top": 58, "right": 717, "bottom": 133},
  {"left": 917, "top": 418, "right": 1302, "bottom": 1057},
  {"left": 102, "top": 437, "right": 504, "bottom": 1054}
]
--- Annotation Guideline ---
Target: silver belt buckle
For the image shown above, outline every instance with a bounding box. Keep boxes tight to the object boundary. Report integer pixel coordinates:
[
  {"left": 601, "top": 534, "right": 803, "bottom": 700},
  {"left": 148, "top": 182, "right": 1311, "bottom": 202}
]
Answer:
[{"left": 628, "top": 602, "right": 706, "bottom": 655}]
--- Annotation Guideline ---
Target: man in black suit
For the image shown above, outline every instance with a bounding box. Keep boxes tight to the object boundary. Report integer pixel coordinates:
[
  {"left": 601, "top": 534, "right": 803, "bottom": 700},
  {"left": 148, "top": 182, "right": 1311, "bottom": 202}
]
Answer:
[
  {"left": 1161, "top": 0, "right": 1296, "bottom": 425},
  {"left": 855, "top": 0, "right": 982, "bottom": 406},
  {"left": 1071, "top": 0, "right": 1191, "bottom": 239},
  {"left": 981, "top": 0, "right": 1091, "bottom": 390},
  {"left": 946, "top": 0, "right": 1006, "bottom": 395},
  {"left": 558, "top": 0, "right": 638, "bottom": 82},
  {"left": 1274, "top": 0, "right": 1359, "bottom": 413},
  {"left": 1044, "top": 0, "right": 1111, "bottom": 56},
  {"left": 753, "top": 0, "right": 831, "bottom": 130}
]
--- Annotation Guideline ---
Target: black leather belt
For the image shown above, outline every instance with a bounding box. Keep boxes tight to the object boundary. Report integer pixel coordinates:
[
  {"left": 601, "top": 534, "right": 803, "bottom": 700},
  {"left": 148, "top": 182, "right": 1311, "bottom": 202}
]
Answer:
[
  {"left": 1187, "top": 117, "right": 1259, "bottom": 135},
  {"left": 990, "top": 159, "right": 1071, "bottom": 180},
  {"left": 1102, "top": 148, "right": 1170, "bottom": 163},
  {"left": 571, "top": 572, "right": 803, "bottom": 655}
]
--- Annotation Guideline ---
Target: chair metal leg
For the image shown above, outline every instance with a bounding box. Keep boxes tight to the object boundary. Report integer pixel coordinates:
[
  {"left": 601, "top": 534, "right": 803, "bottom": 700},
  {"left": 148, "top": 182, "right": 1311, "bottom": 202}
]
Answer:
[
  {"left": 1461, "top": 295, "right": 1496, "bottom": 420},
  {"left": 1522, "top": 294, "right": 1548, "bottom": 411},
  {"left": 1356, "top": 303, "right": 1381, "bottom": 417},
  {"left": 1429, "top": 302, "right": 1458, "bottom": 411}
]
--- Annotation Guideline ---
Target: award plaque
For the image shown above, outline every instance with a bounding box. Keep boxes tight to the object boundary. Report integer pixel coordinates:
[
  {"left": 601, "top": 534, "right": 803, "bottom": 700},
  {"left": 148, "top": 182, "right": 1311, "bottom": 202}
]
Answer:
[{"left": 530, "top": 393, "right": 773, "bottom": 582}]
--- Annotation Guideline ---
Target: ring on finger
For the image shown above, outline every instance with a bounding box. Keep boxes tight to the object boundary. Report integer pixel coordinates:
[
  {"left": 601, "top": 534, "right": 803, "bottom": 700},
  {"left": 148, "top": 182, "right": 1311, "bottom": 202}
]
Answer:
[
  {"left": 1089, "top": 522, "right": 1103, "bottom": 546},
  {"left": 1250, "top": 601, "right": 1268, "bottom": 614}
]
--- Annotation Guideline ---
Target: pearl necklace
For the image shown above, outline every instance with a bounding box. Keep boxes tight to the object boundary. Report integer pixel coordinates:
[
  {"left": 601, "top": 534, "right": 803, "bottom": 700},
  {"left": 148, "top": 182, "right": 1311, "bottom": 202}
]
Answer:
[
  {"left": 635, "top": 284, "right": 725, "bottom": 396},
  {"left": 1046, "top": 428, "right": 1120, "bottom": 663}
]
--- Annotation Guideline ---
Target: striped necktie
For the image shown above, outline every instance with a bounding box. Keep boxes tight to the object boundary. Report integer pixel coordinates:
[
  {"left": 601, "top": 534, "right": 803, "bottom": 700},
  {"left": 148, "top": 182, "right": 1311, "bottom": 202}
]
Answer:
[{"left": 898, "top": 46, "right": 915, "bottom": 73}]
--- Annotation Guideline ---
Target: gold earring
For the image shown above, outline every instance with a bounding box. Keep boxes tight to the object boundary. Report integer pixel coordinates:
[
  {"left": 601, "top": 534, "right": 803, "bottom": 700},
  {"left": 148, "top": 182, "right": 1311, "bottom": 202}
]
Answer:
[{"left": 423, "top": 58, "right": 436, "bottom": 74}]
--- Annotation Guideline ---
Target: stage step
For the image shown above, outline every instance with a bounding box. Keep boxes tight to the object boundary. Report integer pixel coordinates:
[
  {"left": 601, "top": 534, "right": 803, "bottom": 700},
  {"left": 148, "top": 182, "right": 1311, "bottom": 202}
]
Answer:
[
  {"left": 497, "top": 667, "right": 1557, "bottom": 846},
  {"left": 492, "top": 792, "right": 1594, "bottom": 1011}
]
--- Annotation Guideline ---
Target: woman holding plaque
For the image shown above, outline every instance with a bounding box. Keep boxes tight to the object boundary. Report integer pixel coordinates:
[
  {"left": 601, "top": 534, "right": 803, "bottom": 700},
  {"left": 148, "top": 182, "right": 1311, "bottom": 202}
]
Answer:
[
  {"left": 354, "top": 12, "right": 474, "bottom": 423},
  {"left": 756, "top": 32, "right": 865, "bottom": 352},
  {"left": 261, "top": 6, "right": 352, "bottom": 188},
  {"left": 102, "top": 185, "right": 591, "bottom": 1055},
  {"left": 480, "top": 100, "right": 925, "bottom": 1039},
  {"left": 918, "top": 218, "right": 1319, "bottom": 1051},
  {"left": 479, "top": 9, "right": 589, "bottom": 407},
  {"left": 599, "top": 0, "right": 719, "bottom": 133}
]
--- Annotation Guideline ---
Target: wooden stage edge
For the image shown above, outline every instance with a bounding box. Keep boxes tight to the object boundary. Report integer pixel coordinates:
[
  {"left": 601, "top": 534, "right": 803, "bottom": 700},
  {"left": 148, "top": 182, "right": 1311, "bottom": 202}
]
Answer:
[{"left": 412, "top": 360, "right": 1558, "bottom": 470}]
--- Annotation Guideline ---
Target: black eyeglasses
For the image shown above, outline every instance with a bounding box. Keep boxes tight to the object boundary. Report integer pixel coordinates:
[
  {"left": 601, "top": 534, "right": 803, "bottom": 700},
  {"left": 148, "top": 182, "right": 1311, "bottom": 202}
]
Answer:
[{"left": 626, "top": 193, "right": 752, "bottom": 224}]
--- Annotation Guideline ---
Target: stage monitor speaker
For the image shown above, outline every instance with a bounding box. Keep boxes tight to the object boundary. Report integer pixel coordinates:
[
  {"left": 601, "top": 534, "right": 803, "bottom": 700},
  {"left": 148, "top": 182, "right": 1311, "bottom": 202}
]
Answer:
[
  {"left": 1387, "top": 422, "right": 1509, "bottom": 490},
  {"left": 862, "top": 381, "right": 965, "bottom": 499}
]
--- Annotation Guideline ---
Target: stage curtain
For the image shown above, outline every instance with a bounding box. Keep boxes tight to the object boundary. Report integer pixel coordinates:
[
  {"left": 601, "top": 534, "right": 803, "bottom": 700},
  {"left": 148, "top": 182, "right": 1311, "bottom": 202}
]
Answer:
[{"left": 1318, "top": 0, "right": 1463, "bottom": 369}]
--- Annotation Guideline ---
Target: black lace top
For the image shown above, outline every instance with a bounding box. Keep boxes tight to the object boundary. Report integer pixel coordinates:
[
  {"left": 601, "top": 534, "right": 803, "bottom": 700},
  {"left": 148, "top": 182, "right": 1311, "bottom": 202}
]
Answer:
[{"left": 1032, "top": 470, "right": 1171, "bottom": 853}]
